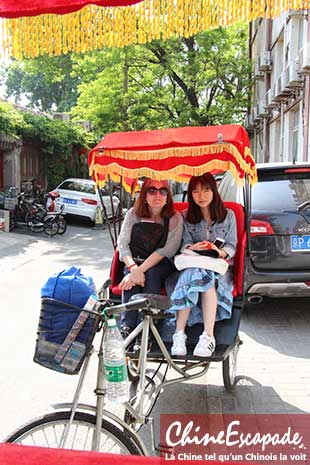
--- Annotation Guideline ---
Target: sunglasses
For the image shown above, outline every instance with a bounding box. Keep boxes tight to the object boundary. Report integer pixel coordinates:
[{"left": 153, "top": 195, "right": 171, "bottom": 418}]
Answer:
[{"left": 147, "top": 187, "right": 169, "bottom": 196}]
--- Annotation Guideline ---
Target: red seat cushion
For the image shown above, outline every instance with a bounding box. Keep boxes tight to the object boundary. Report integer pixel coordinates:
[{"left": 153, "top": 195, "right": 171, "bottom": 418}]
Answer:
[
  {"left": 109, "top": 202, "right": 246, "bottom": 298},
  {"left": 223, "top": 202, "right": 245, "bottom": 296}
]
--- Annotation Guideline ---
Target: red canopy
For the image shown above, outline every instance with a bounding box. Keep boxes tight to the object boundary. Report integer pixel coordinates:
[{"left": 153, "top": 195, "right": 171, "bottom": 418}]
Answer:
[
  {"left": 0, "top": 0, "right": 143, "bottom": 18},
  {"left": 88, "top": 125, "right": 257, "bottom": 191}
]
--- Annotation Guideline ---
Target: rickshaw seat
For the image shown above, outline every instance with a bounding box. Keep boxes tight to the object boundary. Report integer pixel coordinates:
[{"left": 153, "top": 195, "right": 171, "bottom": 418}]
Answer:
[{"left": 109, "top": 201, "right": 245, "bottom": 298}]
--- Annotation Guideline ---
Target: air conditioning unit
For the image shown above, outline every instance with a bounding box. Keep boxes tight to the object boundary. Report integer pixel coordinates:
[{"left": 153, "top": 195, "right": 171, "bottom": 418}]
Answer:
[
  {"left": 259, "top": 51, "right": 272, "bottom": 72},
  {"left": 284, "top": 62, "right": 303, "bottom": 88},
  {"left": 244, "top": 113, "right": 255, "bottom": 130},
  {"left": 257, "top": 101, "right": 269, "bottom": 118},
  {"left": 272, "top": 78, "right": 281, "bottom": 100},
  {"left": 53, "top": 113, "right": 71, "bottom": 122},
  {"left": 299, "top": 46, "right": 310, "bottom": 74},
  {"left": 273, "top": 73, "right": 291, "bottom": 100},
  {"left": 253, "top": 103, "right": 267, "bottom": 121},
  {"left": 288, "top": 9, "right": 306, "bottom": 18},
  {"left": 254, "top": 62, "right": 264, "bottom": 80},
  {"left": 253, "top": 105, "right": 259, "bottom": 121},
  {"left": 265, "top": 88, "right": 278, "bottom": 109}
]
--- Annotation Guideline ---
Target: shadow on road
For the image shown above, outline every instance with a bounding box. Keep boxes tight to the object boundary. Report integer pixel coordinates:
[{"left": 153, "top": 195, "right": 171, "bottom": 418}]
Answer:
[
  {"left": 240, "top": 298, "right": 310, "bottom": 359},
  {"left": 139, "top": 376, "right": 307, "bottom": 453},
  {"left": 155, "top": 375, "right": 307, "bottom": 414}
]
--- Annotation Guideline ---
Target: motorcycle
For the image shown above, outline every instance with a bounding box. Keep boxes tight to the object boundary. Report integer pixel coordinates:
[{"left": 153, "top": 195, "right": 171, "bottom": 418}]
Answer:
[{"left": 12, "top": 193, "right": 65, "bottom": 237}]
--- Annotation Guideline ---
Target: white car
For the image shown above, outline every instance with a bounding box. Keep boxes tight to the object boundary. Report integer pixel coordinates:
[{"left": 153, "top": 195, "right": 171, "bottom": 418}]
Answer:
[{"left": 54, "top": 178, "right": 120, "bottom": 223}]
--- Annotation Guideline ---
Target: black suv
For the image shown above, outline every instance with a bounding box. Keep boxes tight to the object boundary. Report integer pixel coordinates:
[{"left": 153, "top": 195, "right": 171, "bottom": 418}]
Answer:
[{"left": 218, "top": 163, "right": 310, "bottom": 303}]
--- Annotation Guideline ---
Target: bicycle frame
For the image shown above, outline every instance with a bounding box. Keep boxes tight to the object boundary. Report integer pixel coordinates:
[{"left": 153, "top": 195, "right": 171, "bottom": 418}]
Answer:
[{"left": 54, "top": 300, "right": 213, "bottom": 454}]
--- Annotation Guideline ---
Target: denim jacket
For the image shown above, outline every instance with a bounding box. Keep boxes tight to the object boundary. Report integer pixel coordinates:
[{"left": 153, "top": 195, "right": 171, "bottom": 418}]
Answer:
[{"left": 181, "top": 208, "right": 237, "bottom": 258}]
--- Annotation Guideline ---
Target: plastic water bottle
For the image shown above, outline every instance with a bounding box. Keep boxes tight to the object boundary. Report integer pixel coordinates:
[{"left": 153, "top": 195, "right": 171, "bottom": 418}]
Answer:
[{"left": 103, "top": 318, "right": 129, "bottom": 403}]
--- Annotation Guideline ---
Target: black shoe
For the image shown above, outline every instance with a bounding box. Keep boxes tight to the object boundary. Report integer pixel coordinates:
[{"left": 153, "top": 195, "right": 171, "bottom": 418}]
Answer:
[
  {"left": 132, "top": 333, "right": 154, "bottom": 353},
  {"left": 120, "top": 325, "right": 133, "bottom": 340},
  {"left": 120, "top": 325, "right": 136, "bottom": 351}
]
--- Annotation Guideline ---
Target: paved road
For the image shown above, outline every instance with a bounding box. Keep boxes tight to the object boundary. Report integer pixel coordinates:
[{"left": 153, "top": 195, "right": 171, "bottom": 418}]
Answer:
[{"left": 0, "top": 223, "right": 310, "bottom": 453}]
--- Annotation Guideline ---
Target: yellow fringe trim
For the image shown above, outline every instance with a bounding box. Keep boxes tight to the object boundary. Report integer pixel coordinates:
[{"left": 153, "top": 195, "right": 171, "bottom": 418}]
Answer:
[
  {"left": 104, "top": 142, "right": 256, "bottom": 181},
  {"left": 1, "top": 0, "right": 310, "bottom": 58},
  {"left": 89, "top": 158, "right": 257, "bottom": 192},
  {"left": 105, "top": 143, "right": 242, "bottom": 160},
  {"left": 90, "top": 142, "right": 257, "bottom": 184}
]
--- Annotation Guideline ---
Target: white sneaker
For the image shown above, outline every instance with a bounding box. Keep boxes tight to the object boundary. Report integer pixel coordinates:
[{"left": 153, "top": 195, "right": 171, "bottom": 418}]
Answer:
[
  {"left": 193, "top": 332, "right": 215, "bottom": 357},
  {"left": 171, "top": 330, "right": 187, "bottom": 356}
]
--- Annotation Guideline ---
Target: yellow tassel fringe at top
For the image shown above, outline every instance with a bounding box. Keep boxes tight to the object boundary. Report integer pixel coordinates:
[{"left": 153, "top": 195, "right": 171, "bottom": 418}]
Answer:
[{"left": 1, "top": 0, "right": 310, "bottom": 59}]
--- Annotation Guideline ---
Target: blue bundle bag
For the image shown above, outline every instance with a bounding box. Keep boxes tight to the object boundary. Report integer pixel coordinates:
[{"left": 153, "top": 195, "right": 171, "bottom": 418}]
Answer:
[
  {"left": 34, "top": 267, "right": 100, "bottom": 374},
  {"left": 41, "top": 266, "right": 96, "bottom": 306}
]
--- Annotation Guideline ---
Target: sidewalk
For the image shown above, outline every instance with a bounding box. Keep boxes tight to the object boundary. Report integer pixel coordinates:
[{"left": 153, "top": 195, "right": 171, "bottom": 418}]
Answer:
[
  {"left": 0, "top": 230, "right": 58, "bottom": 272},
  {"left": 0, "top": 230, "right": 34, "bottom": 254}
]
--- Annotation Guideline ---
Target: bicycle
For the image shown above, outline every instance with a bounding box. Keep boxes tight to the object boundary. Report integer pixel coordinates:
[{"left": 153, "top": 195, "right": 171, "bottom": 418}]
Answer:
[{"left": 4, "top": 281, "right": 241, "bottom": 456}]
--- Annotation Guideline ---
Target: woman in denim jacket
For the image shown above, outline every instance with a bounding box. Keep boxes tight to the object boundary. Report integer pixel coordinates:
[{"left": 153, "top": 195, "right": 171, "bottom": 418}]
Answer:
[{"left": 170, "top": 173, "right": 237, "bottom": 358}]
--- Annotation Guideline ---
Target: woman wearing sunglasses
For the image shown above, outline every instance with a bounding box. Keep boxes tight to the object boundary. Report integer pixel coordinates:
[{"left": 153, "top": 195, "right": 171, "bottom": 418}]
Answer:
[
  {"left": 117, "top": 178, "right": 183, "bottom": 335},
  {"left": 170, "top": 173, "right": 237, "bottom": 358}
]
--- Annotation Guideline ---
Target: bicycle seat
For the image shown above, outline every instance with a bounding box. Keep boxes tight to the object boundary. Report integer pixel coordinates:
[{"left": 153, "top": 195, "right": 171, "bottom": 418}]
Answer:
[{"left": 129, "top": 294, "right": 172, "bottom": 311}]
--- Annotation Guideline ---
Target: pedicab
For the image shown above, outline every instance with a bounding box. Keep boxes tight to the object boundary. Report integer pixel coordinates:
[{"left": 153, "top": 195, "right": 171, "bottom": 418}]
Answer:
[
  {"left": 88, "top": 123, "right": 257, "bottom": 392},
  {"left": 5, "top": 124, "right": 256, "bottom": 457}
]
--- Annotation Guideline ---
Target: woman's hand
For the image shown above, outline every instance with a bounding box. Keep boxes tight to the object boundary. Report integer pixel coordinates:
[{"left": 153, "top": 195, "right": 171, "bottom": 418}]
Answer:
[
  {"left": 188, "top": 241, "right": 214, "bottom": 251},
  {"left": 119, "top": 274, "right": 135, "bottom": 291},
  {"left": 188, "top": 241, "right": 227, "bottom": 258},
  {"left": 129, "top": 265, "right": 145, "bottom": 286}
]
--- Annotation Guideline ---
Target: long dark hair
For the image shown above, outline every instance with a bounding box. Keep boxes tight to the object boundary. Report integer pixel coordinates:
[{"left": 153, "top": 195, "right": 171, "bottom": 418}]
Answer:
[
  {"left": 186, "top": 173, "right": 227, "bottom": 224},
  {"left": 135, "top": 179, "right": 175, "bottom": 218}
]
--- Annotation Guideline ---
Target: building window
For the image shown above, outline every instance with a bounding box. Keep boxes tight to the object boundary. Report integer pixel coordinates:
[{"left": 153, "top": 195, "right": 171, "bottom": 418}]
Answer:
[
  {"left": 276, "top": 119, "right": 282, "bottom": 162},
  {"left": 298, "top": 17, "right": 304, "bottom": 52},
  {"left": 292, "top": 110, "right": 299, "bottom": 163}
]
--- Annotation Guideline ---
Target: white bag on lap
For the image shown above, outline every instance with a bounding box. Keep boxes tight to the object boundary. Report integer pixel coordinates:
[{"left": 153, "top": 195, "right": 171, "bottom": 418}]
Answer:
[{"left": 174, "top": 249, "right": 229, "bottom": 275}]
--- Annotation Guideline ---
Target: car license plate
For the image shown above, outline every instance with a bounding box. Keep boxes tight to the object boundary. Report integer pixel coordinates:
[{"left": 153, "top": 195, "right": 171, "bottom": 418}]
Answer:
[
  {"left": 291, "top": 235, "right": 310, "bottom": 252},
  {"left": 63, "top": 198, "right": 77, "bottom": 205}
]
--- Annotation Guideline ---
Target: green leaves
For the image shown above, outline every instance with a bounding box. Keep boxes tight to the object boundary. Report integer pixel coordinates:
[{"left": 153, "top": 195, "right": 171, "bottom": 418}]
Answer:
[
  {"left": 5, "top": 55, "right": 79, "bottom": 112},
  {"left": 71, "top": 23, "right": 250, "bottom": 134},
  {"left": 0, "top": 102, "right": 28, "bottom": 138},
  {"left": 3, "top": 23, "right": 251, "bottom": 137},
  {"left": 0, "top": 102, "right": 94, "bottom": 188}
]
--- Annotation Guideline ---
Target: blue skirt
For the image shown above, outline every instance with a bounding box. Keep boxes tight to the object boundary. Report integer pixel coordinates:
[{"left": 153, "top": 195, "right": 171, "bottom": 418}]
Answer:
[{"left": 162, "top": 268, "right": 234, "bottom": 341}]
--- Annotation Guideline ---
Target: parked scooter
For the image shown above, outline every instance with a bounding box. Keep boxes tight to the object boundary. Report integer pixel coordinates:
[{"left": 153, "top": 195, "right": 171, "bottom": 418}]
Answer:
[{"left": 12, "top": 193, "right": 60, "bottom": 236}]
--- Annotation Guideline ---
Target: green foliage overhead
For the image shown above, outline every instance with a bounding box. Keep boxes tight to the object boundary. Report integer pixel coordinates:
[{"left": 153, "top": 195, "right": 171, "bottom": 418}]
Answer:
[
  {"left": 4, "top": 55, "right": 79, "bottom": 112},
  {"left": 71, "top": 23, "right": 251, "bottom": 134},
  {"left": 3, "top": 23, "right": 250, "bottom": 137}
]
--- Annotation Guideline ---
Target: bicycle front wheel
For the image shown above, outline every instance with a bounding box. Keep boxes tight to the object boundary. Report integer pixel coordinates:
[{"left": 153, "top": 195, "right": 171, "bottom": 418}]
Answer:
[
  {"left": 57, "top": 216, "right": 67, "bottom": 234},
  {"left": 5, "top": 411, "right": 143, "bottom": 455}
]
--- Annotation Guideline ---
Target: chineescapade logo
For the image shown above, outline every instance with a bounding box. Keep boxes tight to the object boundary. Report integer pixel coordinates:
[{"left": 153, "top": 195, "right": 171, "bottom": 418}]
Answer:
[{"left": 160, "top": 414, "right": 310, "bottom": 464}]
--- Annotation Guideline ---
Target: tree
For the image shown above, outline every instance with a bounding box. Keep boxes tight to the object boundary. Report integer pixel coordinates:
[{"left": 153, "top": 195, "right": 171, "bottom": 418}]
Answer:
[
  {"left": 71, "top": 23, "right": 251, "bottom": 134},
  {"left": 3, "top": 23, "right": 251, "bottom": 133},
  {"left": 4, "top": 55, "right": 79, "bottom": 112}
]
